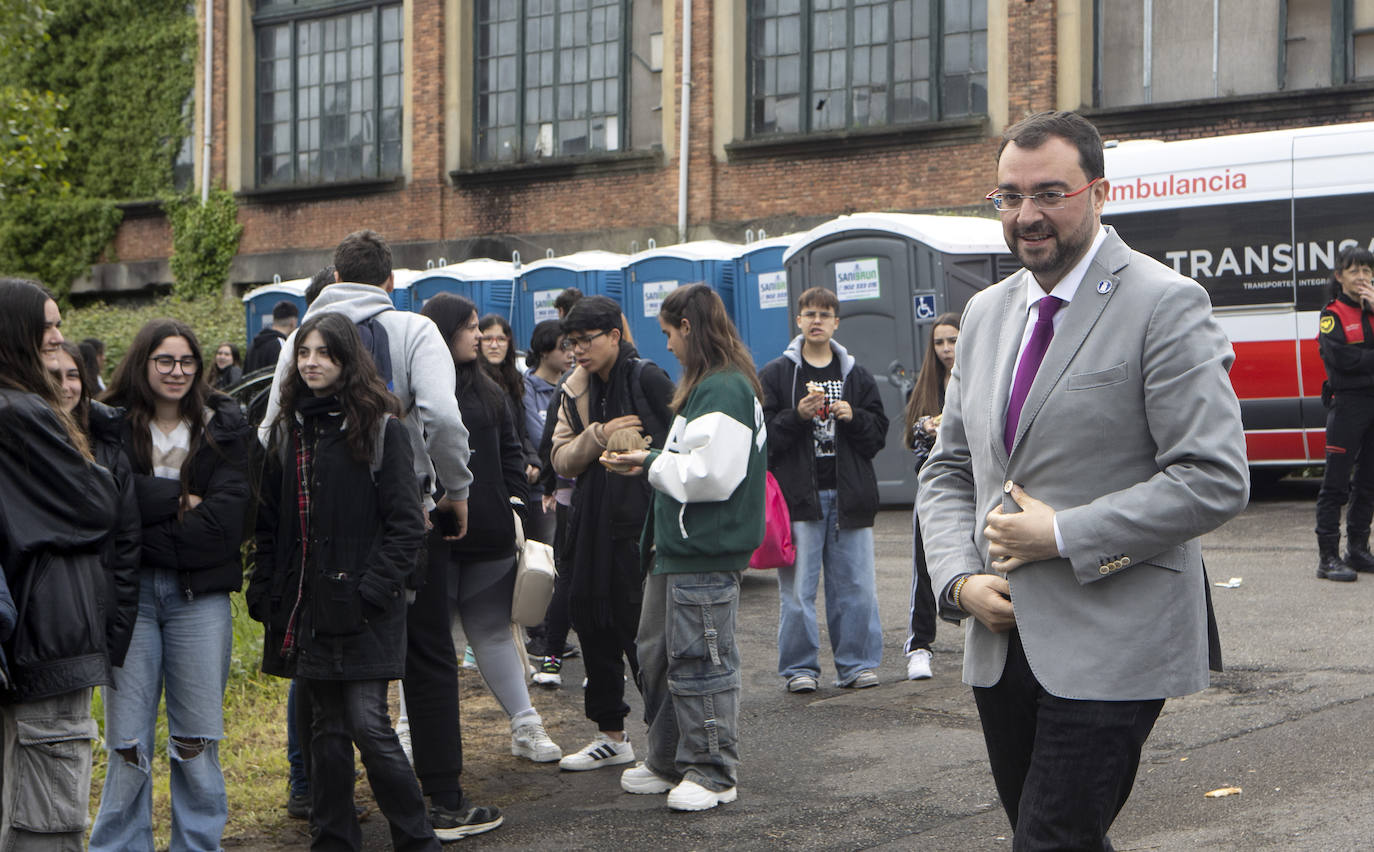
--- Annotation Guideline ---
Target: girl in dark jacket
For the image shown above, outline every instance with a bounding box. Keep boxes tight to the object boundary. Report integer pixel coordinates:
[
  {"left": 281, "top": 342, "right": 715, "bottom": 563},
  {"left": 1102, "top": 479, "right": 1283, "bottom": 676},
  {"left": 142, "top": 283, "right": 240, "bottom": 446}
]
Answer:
[
  {"left": 0, "top": 278, "right": 121, "bottom": 850},
  {"left": 51, "top": 340, "right": 141, "bottom": 669},
  {"left": 90, "top": 319, "right": 254, "bottom": 852},
  {"left": 422, "top": 295, "right": 561, "bottom": 764},
  {"left": 250, "top": 312, "right": 435, "bottom": 851}
]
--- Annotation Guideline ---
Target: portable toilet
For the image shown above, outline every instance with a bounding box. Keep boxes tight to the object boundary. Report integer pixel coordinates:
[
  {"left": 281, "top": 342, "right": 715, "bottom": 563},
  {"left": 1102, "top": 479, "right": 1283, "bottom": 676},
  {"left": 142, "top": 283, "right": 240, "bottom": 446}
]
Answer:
[
  {"left": 406, "top": 259, "right": 517, "bottom": 329},
  {"left": 621, "top": 241, "right": 740, "bottom": 380},
  {"left": 783, "top": 212, "right": 1015, "bottom": 503},
  {"left": 242, "top": 278, "right": 309, "bottom": 349},
  {"left": 513, "top": 251, "right": 627, "bottom": 347},
  {"left": 732, "top": 234, "right": 801, "bottom": 370}
]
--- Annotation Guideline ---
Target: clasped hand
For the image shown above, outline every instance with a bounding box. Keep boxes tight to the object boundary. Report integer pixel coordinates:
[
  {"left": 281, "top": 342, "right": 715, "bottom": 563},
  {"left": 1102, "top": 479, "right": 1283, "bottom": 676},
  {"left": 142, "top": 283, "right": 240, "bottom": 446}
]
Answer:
[{"left": 983, "top": 482, "right": 1059, "bottom": 573}]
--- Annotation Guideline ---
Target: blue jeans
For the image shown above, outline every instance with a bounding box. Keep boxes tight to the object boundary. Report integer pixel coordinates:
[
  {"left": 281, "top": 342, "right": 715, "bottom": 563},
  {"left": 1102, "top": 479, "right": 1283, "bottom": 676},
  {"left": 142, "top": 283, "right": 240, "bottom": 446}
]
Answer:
[
  {"left": 637, "top": 570, "right": 741, "bottom": 792},
  {"left": 89, "top": 570, "right": 233, "bottom": 852},
  {"left": 777, "top": 489, "right": 883, "bottom": 685}
]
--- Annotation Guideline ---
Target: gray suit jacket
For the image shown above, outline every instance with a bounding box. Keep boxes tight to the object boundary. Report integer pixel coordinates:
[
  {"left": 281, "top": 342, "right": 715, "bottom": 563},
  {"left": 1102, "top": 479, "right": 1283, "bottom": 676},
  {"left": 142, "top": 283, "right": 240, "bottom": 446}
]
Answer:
[{"left": 917, "top": 227, "right": 1249, "bottom": 701}]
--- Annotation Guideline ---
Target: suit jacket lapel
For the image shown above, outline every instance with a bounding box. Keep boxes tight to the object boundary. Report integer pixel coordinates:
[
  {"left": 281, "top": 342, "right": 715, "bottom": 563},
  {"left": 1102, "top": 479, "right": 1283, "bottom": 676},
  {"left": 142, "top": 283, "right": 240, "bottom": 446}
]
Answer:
[
  {"left": 1009, "top": 230, "right": 1132, "bottom": 456},
  {"left": 991, "top": 274, "right": 1027, "bottom": 467}
]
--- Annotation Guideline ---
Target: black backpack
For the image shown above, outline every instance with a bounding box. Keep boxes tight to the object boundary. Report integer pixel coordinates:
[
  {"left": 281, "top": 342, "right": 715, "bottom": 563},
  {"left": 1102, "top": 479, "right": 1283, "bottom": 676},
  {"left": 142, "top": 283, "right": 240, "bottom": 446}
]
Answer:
[{"left": 356, "top": 315, "right": 394, "bottom": 391}]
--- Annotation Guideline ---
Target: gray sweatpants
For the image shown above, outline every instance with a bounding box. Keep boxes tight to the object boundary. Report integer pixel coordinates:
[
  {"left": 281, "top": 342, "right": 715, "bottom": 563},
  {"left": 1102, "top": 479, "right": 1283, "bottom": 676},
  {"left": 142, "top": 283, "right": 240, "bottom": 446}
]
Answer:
[{"left": 636, "top": 570, "right": 742, "bottom": 792}]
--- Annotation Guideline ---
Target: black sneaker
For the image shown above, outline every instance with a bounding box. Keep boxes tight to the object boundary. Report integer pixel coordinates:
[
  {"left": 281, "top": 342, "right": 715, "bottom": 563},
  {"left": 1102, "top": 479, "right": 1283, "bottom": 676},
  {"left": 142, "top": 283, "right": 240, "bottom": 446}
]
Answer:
[
  {"left": 430, "top": 799, "right": 503, "bottom": 842},
  {"left": 286, "top": 791, "right": 310, "bottom": 820}
]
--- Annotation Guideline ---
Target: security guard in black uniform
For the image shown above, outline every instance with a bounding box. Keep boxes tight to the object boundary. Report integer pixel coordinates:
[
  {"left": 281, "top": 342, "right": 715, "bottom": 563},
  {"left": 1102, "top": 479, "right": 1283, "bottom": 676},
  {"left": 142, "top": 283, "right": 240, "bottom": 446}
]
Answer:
[{"left": 1315, "top": 245, "right": 1374, "bottom": 582}]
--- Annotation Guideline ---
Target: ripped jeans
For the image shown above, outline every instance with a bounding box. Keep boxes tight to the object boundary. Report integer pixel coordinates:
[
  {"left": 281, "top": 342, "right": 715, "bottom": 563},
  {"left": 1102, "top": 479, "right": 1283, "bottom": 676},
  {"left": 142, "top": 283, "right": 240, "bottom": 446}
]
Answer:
[
  {"left": 0, "top": 688, "right": 96, "bottom": 851},
  {"left": 89, "top": 570, "right": 232, "bottom": 852},
  {"left": 636, "top": 570, "right": 742, "bottom": 792}
]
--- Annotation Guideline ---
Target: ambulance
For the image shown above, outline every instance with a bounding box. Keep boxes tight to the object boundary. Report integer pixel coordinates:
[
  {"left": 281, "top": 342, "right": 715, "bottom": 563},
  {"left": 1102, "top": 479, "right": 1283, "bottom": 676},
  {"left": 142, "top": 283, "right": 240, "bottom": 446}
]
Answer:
[{"left": 1101, "top": 121, "right": 1374, "bottom": 472}]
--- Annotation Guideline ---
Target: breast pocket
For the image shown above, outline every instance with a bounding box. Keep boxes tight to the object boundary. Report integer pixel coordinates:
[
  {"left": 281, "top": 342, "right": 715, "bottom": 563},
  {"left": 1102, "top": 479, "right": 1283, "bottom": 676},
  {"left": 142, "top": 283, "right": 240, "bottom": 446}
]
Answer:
[{"left": 1066, "top": 362, "right": 1130, "bottom": 390}]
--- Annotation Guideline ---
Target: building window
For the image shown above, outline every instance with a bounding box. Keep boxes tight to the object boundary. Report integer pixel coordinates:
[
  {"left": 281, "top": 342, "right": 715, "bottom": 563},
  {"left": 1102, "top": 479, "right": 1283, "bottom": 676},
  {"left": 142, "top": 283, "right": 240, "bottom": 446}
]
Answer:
[
  {"left": 748, "top": 0, "right": 987, "bottom": 137},
  {"left": 1096, "top": 0, "right": 1374, "bottom": 108},
  {"left": 475, "top": 0, "right": 625, "bottom": 164},
  {"left": 254, "top": 2, "right": 402, "bottom": 187}
]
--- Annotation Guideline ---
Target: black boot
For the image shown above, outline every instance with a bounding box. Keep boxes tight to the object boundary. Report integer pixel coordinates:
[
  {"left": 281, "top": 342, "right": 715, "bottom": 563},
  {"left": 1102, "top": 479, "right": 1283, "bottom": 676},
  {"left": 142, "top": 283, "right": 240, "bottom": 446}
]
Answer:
[
  {"left": 1318, "top": 539, "right": 1358, "bottom": 582},
  {"left": 1346, "top": 534, "right": 1374, "bottom": 573}
]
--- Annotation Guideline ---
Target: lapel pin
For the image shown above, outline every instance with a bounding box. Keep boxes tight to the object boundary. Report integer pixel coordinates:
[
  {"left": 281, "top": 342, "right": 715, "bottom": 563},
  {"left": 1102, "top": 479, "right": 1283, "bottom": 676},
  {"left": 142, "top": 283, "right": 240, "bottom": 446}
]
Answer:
[{"left": 1096, "top": 279, "right": 1113, "bottom": 294}]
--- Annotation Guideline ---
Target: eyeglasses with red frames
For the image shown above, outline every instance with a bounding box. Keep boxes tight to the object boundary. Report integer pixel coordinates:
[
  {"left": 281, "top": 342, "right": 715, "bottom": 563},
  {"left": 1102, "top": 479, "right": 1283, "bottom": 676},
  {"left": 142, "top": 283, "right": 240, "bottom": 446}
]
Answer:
[{"left": 986, "top": 177, "right": 1103, "bottom": 212}]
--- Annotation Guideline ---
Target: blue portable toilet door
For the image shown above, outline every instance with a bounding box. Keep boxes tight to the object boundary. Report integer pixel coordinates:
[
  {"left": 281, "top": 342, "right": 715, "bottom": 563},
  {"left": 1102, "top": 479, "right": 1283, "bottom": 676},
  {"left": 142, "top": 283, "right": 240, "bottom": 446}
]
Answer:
[
  {"left": 740, "top": 250, "right": 793, "bottom": 368},
  {"left": 789, "top": 235, "right": 921, "bottom": 504}
]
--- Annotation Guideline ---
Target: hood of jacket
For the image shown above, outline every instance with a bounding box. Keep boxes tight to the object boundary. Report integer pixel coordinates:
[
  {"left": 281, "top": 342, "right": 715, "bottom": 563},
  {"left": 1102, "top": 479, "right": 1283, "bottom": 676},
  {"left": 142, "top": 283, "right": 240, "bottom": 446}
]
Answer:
[
  {"left": 305, "top": 281, "right": 393, "bottom": 325},
  {"left": 782, "top": 335, "right": 856, "bottom": 380}
]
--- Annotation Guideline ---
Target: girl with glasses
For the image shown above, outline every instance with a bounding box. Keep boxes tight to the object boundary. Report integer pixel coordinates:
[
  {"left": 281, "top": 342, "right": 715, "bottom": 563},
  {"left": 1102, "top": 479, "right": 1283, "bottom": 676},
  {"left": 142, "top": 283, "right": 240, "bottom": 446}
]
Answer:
[
  {"left": 91, "top": 319, "right": 254, "bottom": 852},
  {"left": 479, "top": 314, "right": 541, "bottom": 487}
]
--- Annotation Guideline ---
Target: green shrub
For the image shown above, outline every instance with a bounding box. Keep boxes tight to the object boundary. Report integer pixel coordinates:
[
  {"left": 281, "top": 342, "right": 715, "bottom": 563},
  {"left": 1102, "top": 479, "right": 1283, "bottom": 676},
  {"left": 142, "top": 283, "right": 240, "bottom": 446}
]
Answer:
[
  {"left": 168, "top": 190, "right": 243, "bottom": 301},
  {"left": 62, "top": 293, "right": 246, "bottom": 381}
]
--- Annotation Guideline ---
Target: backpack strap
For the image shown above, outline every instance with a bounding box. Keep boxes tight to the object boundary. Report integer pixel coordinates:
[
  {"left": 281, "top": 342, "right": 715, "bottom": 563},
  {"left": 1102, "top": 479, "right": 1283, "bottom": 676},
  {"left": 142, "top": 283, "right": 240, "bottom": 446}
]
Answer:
[
  {"left": 625, "top": 357, "right": 667, "bottom": 439},
  {"left": 371, "top": 413, "right": 396, "bottom": 480}
]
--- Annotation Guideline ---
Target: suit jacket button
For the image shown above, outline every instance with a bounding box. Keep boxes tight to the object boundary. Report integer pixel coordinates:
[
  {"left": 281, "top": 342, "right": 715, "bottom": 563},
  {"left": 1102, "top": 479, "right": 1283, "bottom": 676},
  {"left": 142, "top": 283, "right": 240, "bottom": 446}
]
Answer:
[
  {"left": 1121, "top": 556, "right": 1132, "bottom": 567},
  {"left": 1099, "top": 565, "right": 1111, "bottom": 575}
]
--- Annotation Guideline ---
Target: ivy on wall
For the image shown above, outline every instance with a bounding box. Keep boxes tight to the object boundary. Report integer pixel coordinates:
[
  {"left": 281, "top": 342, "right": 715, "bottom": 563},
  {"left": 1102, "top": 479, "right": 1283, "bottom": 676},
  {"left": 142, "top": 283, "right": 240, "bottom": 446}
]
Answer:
[
  {"left": 0, "top": 0, "right": 196, "bottom": 300},
  {"left": 168, "top": 189, "right": 244, "bottom": 300}
]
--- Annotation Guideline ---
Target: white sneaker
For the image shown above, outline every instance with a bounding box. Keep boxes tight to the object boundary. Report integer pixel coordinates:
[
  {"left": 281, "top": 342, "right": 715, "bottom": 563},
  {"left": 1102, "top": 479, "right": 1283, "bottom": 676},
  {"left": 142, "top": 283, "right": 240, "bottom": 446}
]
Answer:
[
  {"left": 511, "top": 719, "right": 562, "bottom": 763},
  {"left": 906, "top": 648, "right": 933, "bottom": 681},
  {"left": 558, "top": 733, "right": 635, "bottom": 771},
  {"left": 666, "top": 778, "right": 737, "bottom": 811},
  {"left": 620, "top": 762, "right": 674, "bottom": 794}
]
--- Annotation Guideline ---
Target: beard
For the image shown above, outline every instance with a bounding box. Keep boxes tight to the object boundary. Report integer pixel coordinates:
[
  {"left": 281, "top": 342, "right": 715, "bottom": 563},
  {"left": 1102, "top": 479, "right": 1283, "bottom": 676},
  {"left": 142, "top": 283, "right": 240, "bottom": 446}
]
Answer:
[{"left": 1009, "top": 214, "right": 1096, "bottom": 282}]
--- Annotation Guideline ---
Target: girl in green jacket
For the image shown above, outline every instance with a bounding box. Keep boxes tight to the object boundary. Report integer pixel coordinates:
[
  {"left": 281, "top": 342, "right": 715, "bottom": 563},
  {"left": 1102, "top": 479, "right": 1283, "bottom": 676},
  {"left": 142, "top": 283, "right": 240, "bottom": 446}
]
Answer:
[{"left": 604, "top": 283, "right": 766, "bottom": 812}]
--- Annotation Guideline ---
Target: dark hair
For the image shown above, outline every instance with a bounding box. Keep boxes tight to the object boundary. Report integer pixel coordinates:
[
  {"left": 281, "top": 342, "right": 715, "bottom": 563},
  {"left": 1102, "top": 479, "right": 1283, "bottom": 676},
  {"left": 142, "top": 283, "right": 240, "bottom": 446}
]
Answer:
[
  {"left": 561, "top": 295, "right": 623, "bottom": 335},
  {"left": 80, "top": 337, "right": 105, "bottom": 356},
  {"left": 553, "top": 287, "right": 583, "bottom": 317},
  {"left": 902, "top": 312, "right": 961, "bottom": 450},
  {"left": 527, "top": 319, "right": 563, "bottom": 371},
  {"left": 999, "top": 111, "right": 1105, "bottom": 182},
  {"left": 0, "top": 278, "right": 90, "bottom": 458},
  {"left": 478, "top": 314, "right": 524, "bottom": 406},
  {"left": 1330, "top": 245, "right": 1374, "bottom": 301},
  {"left": 102, "top": 318, "right": 214, "bottom": 485},
  {"left": 797, "top": 286, "right": 839, "bottom": 316},
  {"left": 420, "top": 293, "right": 506, "bottom": 418},
  {"left": 210, "top": 341, "right": 242, "bottom": 386},
  {"left": 274, "top": 312, "right": 400, "bottom": 465},
  {"left": 78, "top": 339, "right": 102, "bottom": 380},
  {"left": 306, "top": 265, "right": 336, "bottom": 305},
  {"left": 659, "top": 283, "right": 761, "bottom": 412},
  {"left": 272, "top": 300, "right": 299, "bottom": 322},
  {"left": 334, "top": 229, "right": 392, "bottom": 287},
  {"left": 55, "top": 340, "right": 94, "bottom": 434}
]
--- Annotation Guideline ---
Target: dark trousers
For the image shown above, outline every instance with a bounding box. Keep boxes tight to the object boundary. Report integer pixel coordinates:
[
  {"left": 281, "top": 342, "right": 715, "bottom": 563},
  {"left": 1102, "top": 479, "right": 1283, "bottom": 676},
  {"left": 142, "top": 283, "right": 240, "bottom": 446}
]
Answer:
[
  {"left": 972, "top": 631, "right": 1163, "bottom": 852},
  {"left": 1315, "top": 393, "right": 1374, "bottom": 543},
  {"left": 905, "top": 507, "right": 937, "bottom": 654},
  {"left": 572, "top": 537, "right": 643, "bottom": 732},
  {"left": 401, "top": 531, "right": 464, "bottom": 803},
  {"left": 302, "top": 678, "right": 439, "bottom": 852}
]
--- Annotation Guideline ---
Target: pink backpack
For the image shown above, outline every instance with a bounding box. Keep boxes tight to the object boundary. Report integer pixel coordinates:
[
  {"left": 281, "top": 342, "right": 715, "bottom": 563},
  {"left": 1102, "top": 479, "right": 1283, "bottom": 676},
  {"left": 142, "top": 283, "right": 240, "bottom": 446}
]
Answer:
[{"left": 750, "top": 472, "right": 795, "bottom": 570}]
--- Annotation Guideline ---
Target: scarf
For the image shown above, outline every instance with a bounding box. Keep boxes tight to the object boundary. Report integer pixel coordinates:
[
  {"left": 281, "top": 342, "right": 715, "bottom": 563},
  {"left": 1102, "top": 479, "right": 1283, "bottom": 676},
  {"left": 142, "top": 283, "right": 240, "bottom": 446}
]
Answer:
[
  {"left": 566, "top": 345, "right": 652, "bottom": 629},
  {"left": 279, "top": 394, "right": 340, "bottom": 657}
]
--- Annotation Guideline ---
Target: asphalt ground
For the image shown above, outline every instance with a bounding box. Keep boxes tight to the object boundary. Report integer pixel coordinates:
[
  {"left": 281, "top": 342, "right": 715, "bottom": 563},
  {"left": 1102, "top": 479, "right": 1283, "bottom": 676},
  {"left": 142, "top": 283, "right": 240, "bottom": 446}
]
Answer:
[{"left": 338, "top": 475, "right": 1373, "bottom": 851}]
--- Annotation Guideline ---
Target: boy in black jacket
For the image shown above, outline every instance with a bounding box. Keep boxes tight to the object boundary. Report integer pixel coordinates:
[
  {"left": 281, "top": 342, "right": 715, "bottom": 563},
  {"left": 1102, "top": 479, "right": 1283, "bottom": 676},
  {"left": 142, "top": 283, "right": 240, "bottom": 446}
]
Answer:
[{"left": 759, "top": 287, "right": 889, "bottom": 693}]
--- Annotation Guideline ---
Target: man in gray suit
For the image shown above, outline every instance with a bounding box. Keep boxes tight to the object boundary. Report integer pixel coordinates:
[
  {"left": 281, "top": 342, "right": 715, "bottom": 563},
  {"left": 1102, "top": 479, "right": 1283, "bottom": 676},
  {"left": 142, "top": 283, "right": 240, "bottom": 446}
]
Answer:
[{"left": 917, "top": 111, "right": 1249, "bottom": 850}]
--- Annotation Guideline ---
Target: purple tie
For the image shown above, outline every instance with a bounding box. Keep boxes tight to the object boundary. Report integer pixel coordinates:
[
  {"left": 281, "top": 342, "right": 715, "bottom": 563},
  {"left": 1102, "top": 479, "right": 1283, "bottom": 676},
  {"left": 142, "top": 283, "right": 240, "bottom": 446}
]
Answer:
[{"left": 1005, "top": 296, "right": 1063, "bottom": 454}]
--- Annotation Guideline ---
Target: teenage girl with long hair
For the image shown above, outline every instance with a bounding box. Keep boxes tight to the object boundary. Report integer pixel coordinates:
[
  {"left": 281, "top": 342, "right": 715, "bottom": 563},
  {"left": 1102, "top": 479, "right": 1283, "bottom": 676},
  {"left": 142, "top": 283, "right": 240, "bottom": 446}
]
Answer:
[
  {"left": 479, "top": 313, "right": 541, "bottom": 480},
  {"left": 0, "top": 278, "right": 120, "bottom": 850},
  {"left": 250, "top": 312, "right": 436, "bottom": 851},
  {"left": 90, "top": 319, "right": 253, "bottom": 852},
  {"left": 423, "top": 295, "right": 562, "bottom": 764},
  {"left": 606, "top": 283, "right": 767, "bottom": 812},
  {"left": 900, "top": 312, "right": 960, "bottom": 681}
]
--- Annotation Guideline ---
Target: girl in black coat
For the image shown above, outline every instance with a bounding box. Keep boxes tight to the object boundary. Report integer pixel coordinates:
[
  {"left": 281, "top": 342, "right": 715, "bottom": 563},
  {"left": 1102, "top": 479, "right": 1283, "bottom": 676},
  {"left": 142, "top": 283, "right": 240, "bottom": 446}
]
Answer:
[
  {"left": 0, "top": 278, "right": 121, "bottom": 850},
  {"left": 249, "top": 312, "right": 435, "bottom": 851},
  {"left": 90, "top": 319, "right": 253, "bottom": 852},
  {"left": 421, "top": 295, "right": 562, "bottom": 765}
]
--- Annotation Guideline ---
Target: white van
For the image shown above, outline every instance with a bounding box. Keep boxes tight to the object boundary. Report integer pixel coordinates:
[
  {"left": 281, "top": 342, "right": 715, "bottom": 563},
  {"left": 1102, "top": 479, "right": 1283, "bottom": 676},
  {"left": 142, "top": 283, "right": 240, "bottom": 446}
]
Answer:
[{"left": 1102, "top": 121, "right": 1374, "bottom": 471}]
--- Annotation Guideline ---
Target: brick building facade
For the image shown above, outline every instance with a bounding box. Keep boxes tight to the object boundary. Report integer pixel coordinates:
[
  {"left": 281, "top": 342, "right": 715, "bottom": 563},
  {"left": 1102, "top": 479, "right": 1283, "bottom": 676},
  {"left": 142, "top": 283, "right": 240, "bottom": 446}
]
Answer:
[{"left": 89, "top": 0, "right": 1374, "bottom": 296}]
